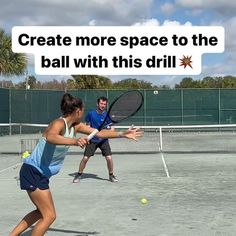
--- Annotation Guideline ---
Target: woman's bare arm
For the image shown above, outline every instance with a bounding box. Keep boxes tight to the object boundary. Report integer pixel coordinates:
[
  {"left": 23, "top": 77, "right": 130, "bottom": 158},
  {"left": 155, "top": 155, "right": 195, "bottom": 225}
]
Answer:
[{"left": 75, "top": 123, "right": 143, "bottom": 141}]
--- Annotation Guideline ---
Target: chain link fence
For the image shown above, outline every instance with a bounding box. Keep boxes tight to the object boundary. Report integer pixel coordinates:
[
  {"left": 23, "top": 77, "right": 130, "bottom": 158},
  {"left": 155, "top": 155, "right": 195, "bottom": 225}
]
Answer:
[{"left": 1, "top": 88, "right": 236, "bottom": 129}]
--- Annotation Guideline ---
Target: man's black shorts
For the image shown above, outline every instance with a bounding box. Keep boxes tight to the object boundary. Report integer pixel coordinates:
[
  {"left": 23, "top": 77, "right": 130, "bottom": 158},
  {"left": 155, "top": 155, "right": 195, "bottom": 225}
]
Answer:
[{"left": 84, "top": 140, "right": 112, "bottom": 157}]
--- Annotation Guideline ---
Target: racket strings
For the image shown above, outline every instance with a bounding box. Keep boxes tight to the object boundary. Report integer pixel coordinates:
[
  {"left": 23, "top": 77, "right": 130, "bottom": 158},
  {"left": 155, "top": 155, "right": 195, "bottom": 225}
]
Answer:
[{"left": 109, "top": 91, "right": 143, "bottom": 123}]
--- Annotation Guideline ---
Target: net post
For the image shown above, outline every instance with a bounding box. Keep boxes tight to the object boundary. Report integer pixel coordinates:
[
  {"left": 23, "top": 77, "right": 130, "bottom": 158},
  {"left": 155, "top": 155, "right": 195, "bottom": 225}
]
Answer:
[{"left": 159, "top": 127, "right": 163, "bottom": 151}]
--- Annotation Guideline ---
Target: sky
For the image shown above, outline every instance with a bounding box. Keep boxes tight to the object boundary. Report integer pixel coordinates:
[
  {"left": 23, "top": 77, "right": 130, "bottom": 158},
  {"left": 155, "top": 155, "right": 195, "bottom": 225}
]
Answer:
[{"left": 0, "top": 0, "right": 235, "bottom": 87}]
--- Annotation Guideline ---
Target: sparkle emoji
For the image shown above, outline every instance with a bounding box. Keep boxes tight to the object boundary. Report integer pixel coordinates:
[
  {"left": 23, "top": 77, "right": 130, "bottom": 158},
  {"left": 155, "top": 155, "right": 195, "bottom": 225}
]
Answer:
[{"left": 179, "top": 55, "right": 193, "bottom": 68}]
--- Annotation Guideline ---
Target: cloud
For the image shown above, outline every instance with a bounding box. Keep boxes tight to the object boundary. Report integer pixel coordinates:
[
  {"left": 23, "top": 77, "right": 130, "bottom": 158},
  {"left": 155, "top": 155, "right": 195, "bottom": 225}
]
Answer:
[
  {"left": 223, "top": 17, "right": 236, "bottom": 53},
  {"left": 176, "top": 0, "right": 236, "bottom": 16},
  {"left": 161, "top": 2, "right": 176, "bottom": 16},
  {"left": 162, "top": 20, "right": 192, "bottom": 26},
  {"left": 132, "top": 18, "right": 192, "bottom": 26},
  {"left": 201, "top": 61, "right": 235, "bottom": 77},
  {"left": 88, "top": 19, "right": 96, "bottom": 26},
  {"left": 132, "top": 18, "right": 160, "bottom": 26},
  {"left": 208, "top": 16, "right": 236, "bottom": 73},
  {"left": 0, "top": 0, "right": 153, "bottom": 29}
]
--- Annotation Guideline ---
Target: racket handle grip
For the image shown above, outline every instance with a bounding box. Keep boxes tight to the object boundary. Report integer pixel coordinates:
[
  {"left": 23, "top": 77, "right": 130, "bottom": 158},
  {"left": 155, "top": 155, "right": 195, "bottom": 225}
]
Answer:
[{"left": 87, "top": 129, "right": 99, "bottom": 141}]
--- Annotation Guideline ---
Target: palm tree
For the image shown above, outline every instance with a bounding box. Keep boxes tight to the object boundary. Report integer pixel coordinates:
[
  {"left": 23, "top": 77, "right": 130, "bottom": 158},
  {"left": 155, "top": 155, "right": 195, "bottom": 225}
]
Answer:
[{"left": 0, "top": 29, "right": 27, "bottom": 76}]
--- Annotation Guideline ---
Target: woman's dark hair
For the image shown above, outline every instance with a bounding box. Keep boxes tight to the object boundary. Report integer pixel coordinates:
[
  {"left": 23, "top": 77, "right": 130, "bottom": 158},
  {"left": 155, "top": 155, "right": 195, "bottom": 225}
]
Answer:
[{"left": 60, "top": 93, "right": 83, "bottom": 115}]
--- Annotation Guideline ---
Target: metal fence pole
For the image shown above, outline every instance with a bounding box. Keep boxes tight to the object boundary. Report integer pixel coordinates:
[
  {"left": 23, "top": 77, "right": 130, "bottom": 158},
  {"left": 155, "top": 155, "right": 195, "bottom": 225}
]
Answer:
[
  {"left": 9, "top": 88, "right": 12, "bottom": 135},
  {"left": 144, "top": 90, "right": 147, "bottom": 126},
  {"left": 181, "top": 89, "right": 184, "bottom": 125},
  {"left": 218, "top": 88, "right": 221, "bottom": 124}
]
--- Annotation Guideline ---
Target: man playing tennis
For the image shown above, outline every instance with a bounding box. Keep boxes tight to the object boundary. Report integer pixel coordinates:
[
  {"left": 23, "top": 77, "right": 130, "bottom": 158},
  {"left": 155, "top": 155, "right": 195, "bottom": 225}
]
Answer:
[{"left": 73, "top": 96, "right": 118, "bottom": 183}]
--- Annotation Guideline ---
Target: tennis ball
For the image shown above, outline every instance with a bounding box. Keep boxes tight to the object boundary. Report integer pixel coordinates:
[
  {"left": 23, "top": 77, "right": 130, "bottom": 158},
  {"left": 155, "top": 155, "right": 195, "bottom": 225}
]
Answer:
[
  {"left": 22, "top": 151, "right": 30, "bottom": 158},
  {"left": 141, "top": 198, "right": 148, "bottom": 204}
]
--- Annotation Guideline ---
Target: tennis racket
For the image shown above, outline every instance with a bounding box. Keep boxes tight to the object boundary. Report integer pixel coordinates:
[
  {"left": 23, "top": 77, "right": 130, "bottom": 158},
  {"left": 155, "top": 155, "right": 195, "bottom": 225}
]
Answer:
[{"left": 87, "top": 90, "right": 143, "bottom": 140}]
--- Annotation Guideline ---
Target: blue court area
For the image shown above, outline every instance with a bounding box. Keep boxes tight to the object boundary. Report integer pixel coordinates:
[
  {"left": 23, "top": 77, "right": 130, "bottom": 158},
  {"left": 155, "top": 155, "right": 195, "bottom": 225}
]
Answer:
[{"left": 1, "top": 134, "right": 236, "bottom": 236}]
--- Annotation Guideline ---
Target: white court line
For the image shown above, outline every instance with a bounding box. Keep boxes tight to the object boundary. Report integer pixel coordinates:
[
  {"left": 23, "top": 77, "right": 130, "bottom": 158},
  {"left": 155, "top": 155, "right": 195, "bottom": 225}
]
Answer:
[
  {"left": 157, "top": 139, "right": 170, "bottom": 178},
  {"left": 0, "top": 163, "right": 21, "bottom": 173},
  {"left": 160, "top": 152, "right": 170, "bottom": 178}
]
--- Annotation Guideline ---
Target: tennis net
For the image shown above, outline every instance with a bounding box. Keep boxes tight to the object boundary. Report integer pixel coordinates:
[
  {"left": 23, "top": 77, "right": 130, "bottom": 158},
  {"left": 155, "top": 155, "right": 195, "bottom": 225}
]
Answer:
[
  {"left": 115, "top": 124, "right": 236, "bottom": 153},
  {"left": 1, "top": 123, "right": 236, "bottom": 154}
]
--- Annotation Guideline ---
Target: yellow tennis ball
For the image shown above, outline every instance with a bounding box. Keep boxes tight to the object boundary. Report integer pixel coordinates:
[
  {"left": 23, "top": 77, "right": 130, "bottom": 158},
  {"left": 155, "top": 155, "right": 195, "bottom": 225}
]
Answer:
[
  {"left": 22, "top": 151, "right": 30, "bottom": 158},
  {"left": 141, "top": 198, "right": 148, "bottom": 204}
]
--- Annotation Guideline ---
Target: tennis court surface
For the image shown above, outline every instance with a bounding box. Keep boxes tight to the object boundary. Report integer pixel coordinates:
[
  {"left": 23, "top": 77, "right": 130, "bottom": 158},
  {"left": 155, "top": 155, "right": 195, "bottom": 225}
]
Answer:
[{"left": 1, "top": 127, "right": 236, "bottom": 236}]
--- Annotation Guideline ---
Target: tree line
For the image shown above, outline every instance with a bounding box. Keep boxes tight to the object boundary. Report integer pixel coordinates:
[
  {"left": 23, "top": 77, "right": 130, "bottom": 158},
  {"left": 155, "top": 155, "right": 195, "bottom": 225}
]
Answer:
[
  {"left": 1, "top": 76, "right": 159, "bottom": 90},
  {"left": 175, "top": 76, "right": 236, "bottom": 88},
  {"left": 1, "top": 75, "right": 236, "bottom": 90}
]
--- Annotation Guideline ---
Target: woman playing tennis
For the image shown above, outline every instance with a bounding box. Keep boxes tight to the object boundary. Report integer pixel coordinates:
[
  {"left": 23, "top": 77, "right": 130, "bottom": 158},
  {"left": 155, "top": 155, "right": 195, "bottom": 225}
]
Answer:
[{"left": 9, "top": 93, "right": 142, "bottom": 236}]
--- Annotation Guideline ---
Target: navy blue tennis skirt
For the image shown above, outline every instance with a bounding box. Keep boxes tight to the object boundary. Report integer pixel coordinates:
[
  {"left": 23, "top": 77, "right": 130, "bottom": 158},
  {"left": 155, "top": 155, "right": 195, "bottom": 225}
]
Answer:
[{"left": 20, "top": 163, "right": 49, "bottom": 191}]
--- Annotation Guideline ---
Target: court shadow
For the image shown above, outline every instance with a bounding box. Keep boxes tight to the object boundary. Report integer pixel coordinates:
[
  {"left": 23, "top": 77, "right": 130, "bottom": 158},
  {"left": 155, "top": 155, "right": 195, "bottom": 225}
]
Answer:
[
  {"left": 69, "top": 172, "right": 108, "bottom": 182},
  {"left": 21, "top": 227, "right": 99, "bottom": 236}
]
